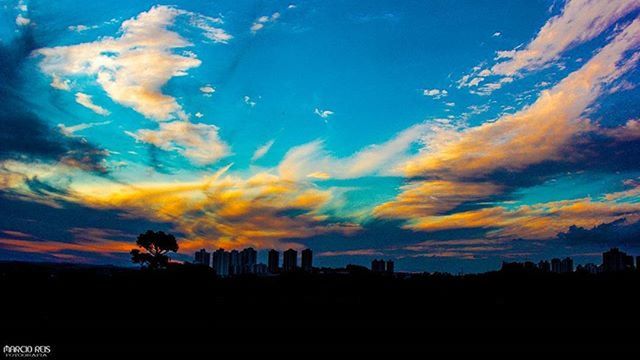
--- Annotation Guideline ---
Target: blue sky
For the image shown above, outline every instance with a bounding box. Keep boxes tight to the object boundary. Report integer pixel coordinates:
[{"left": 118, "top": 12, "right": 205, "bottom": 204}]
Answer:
[{"left": 1, "top": 0, "right": 640, "bottom": 272}]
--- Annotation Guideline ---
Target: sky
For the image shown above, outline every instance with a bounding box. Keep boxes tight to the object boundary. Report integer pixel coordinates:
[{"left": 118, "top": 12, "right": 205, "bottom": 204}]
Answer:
[{"left": 1, "top": 0, "right": 640, "bottom": 273}]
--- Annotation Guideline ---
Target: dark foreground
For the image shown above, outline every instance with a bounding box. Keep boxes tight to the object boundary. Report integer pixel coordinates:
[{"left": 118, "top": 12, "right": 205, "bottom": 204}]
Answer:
[{"left": 1, "top": 262, "right": 639, "bottom": 354}]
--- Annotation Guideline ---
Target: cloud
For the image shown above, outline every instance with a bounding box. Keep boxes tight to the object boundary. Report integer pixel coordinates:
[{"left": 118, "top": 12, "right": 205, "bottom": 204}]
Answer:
[
  {"left": 15, "top": 14, "right": 31, "bottom": 26},
  {"left": 374, "top": 18, "right": 640, "bottom": 242},
  {"left": 68, "top": 24, "right": 98, "bottom": 32},
  {"left": 35, "top": 5, "right": 230, "bottom": 121},
  {"left": 278, "top": 123, "right": 430, "bottom": 180},
  {"left": 50, "top": 74, "right": 71, "bottom": 90},
  {"left": 243, "top": 95, "right": 257, "bottom": 107},
  {"left": 599, "top": 119, "right": 640, "bottom": 141},
  {"left": 374, "top": 180, "right": 503, "bottom": 219},
  {"left": 492, "top": 32, "right": 501, "bottom": 37},
  {"left": 58, "top": 121, "right": 111, "bottom": 136},
  {"left": 314, "top": 108, "right": 334, "bottom": 120},
  {"left": 404, "top": 18, "right": 640, "bottom": 179},
  {"left": 188, "top": 14, "right": 232, "bottom": 43},
  {"left": 458, "top": 0, "right": 640, "bottom": 94},
  {"left": 252, "top": 139, "right": 275, "bottom": 162},
  {"left": 557, "top": 218, "right": 640, "bottom": 246},
  {"left": 200, "top": 85, "right": 216, "bottom": 96},
  {"left": 402, "top": 194, "right": 640, "bottom": 241},
  {"left": 491, "top": 0, "right": 640, "bottom": 77},
  {"left": 251, "top": 12, "right": 281, "bottom": 33},
  {"left": 75, "top": 92, "right": 110, "bottom": 116},
  {"left": 73, "top": 170, "right": 360, "bottom": 252},
  {"left": 0, "top": 29, "right": 107, "bottom": 173},
  {"left": 127, "top": 120, "right": 230, "bottom": 165},
  {"left": 423, "top": 89, "right": 448, "bottom": 99}
]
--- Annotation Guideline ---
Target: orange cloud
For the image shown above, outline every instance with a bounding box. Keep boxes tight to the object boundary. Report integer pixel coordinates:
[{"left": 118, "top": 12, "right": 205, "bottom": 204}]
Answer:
[
  {"left": 73, "top": 171, "right": 360, "bottom": 252},
  {"left": 404, "top": 194, "right": 640, "bottom": 240},
  {"left": 403, "top": 19, "right": 640, "bottom": 179}
]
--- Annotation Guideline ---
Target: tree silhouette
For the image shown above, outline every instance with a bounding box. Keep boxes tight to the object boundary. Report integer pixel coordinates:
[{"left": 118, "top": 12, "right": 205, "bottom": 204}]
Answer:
[{"left": 130, "top": 230, "right": 179, "bottom": 269}]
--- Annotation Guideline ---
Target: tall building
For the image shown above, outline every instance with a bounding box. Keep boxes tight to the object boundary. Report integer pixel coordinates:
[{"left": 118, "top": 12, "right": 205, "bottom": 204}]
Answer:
[
  {"left": 603, "top": 248, "right": 634, "bottom": 272},
  {"left": 283, "top": 249, "right": 298, "bottom": 272},
  {"left": 212, "top": 248, "right": 230, "bottom": 277},
  {"left": 253, "top": 263, "right": 268, "bottom": 275},
  {"left": 229, "top": 250, "right": 240, "bottom": 276},
  {"left": 194, "top": 248, "right": 210, "bottom": 267},
  {"left": 538, "top": 260, "right": 551, "bottom": 272},
  {"left": 561, "top": 257, "right": 573, "bottom": 273},
  {"left": 240, "top": 247, "right": 257, "bottom": 274},
  {"left": 385, "top": 260, "right": 394, "bottom": 274},
  {"left": 371, "top": 259, "right": 386, "bottom": 273},
  {"left": 551, "top": 258, "right": 562, "bottom": 273},
  {"left": 268, "top": 249, "right": 279, "bottom": 274},
  {"left": 301, "top": 249, "right": 313, "bottom": 272}
]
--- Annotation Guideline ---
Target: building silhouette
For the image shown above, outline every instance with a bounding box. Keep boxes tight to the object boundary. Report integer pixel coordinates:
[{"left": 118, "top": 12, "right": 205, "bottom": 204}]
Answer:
[
  {"left": 194, "top": 249, "right": 210, "bottom": 267},
  {"left": 561, "top": 257, "right": 573, "bottom": 273},
  {"left": 371, "top": 259, "right": 386, "bottom": 273},
  {"left": 551, "top": 257, "right": 573, "bottom": 273},
  {"left": 576, "top": 263, "right": 599, "bottom": 274},
  {"left": 603, "top": 248, "right": 635, "bottom": 272},
  {"left": 385, "top": 260, "right": 394, "bottom": 274},
  {"left": 240, "top": 248, "right": 257, "bottom": 274},
  {"left": 268, "top": 249, "right": 279, "bottom": 274},
  {"left": 283, "top": 249, "right": 298, "bottom": 272},
  {"left": 229, "top": 250, "right": 240, "bottom": 276},
  {"left": 212, "top": 249, "right": 230, "bottom": 277},
  {"left": 253, "top": 263, "right": 268, "bottom": 275},
  {"left": 301, "top": 249, "right": 313, "bottom": 272},
  {"left": 538, "top": 260, "right": 550, "bottom": 272}
]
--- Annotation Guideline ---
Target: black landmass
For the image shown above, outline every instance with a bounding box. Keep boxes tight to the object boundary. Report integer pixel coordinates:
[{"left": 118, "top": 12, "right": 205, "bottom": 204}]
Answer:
[{"left": 1, "top": 261, "right": 639, "bottom": 354}]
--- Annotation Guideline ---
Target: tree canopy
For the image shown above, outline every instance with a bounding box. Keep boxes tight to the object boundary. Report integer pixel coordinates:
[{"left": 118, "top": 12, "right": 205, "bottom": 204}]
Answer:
[{"left": 130, "top": 230, "right": 179, "bottom": 269}]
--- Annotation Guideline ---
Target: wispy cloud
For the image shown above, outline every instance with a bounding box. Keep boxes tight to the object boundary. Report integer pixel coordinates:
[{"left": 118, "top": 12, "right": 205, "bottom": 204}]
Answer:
[
  {"left": 58, "top": 121, "right": 111, "bottom": 136},
  {"left": 459, "top": 0, "right": 640, "bottom": 94},
  {"left": 251, "top": 12, "right": 281, "bottom": 33},
  {"left": 75, "top": 93, "right": 110, "bottom": 116},
  {"left": 252, "top": 139, "right": 275, "bottom": 162},
  {"left": 127, "top": 120, "right": 230, "bottom": 165},
  {"left": 314, "top": 108, "right": 334, "bottom": 121}
]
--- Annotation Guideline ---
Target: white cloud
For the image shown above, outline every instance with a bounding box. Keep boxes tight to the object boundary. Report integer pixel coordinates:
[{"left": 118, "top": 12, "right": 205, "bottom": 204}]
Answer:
[
  {"left": 252, "top": 139, "right": 275, "bottom": 161},
  {"left": 195, "top": 112, "right": 204, "bottom": 118},
  {"left": 243, "top": 95, "right": 257, "bottom": 107},
  {"left": 278, "top": 123, "right": 430, "bottom": 180},
  {"left": 200, "top": 85, "right": 216, "bottom": 96},
  {"left": 458, "top": 0, "right": 640, "bottom": 95},
  {"left": 36, "top": 5, "right": 230, "bottom": 121},
  {"left": 492, "top": 32, "right": 501, "bottom": 37},
  {"left": 68, "top": 24, "right": 98, "bottom": 32},
  {"left": 314, "top": 108, "right": 334, "bottom": 121},
  {"left": 491, "top": 0, "right": 640, "bottom": 77},
  {"left": 15, "top": 14, "right": 30, "bottom": 26},
  {"left": 403, "top": 17, "right": 640, "bottom": 178},
  {"left": 58, "top": 121, "right": 111, "bottom": 136},
  {"left": 423, "top": 89, "right": 448, "bottom": 99},
  {"left": 251, "top": 12, "right": 281, "bottom": 33},
  {"left": 188, "top": 14, "right": 232, "bottom": 43},
  {"left": 127, "top": 121, "right": 230, "bottom": 165},
  {"left": 75, "top": 93, "right": 110, "bottom": 116},
  {"left": 16, "top": 1, "right": 27, "bottom": 12},
  {"left": 50, "top": 74, "right": 71, "bottom": 91}
]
